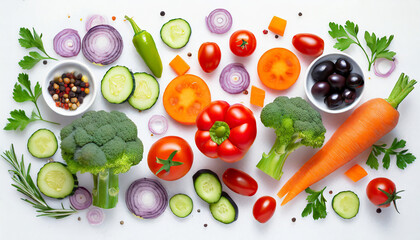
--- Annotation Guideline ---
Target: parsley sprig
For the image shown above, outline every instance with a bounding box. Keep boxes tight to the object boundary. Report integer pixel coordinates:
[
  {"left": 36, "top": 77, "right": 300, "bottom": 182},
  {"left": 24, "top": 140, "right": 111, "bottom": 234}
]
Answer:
[
  {"left": 301, "top": 187, "right": 327, "bottom": 220},
  {"left": 4, "top": 73, "right": 59, "bottom": 131},
  {"left": 1, "top": 145, "right": 76, "bottom": 219},
  {"left": 328, "top": 20, "right": 396, "bottom": 71},
  {"left": 18, "top": 27, "right": 57, "bottom": 70},
  {"left": 367, "top": 138, "right": 416, "bottom": 170}
]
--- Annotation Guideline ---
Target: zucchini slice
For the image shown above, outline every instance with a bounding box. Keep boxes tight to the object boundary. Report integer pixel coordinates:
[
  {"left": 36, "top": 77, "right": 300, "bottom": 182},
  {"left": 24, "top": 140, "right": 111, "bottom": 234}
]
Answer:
[
  {"left": 128, "top": 72, "right": 159, "bottom": 110},
  {"left": 332, "top": 191, "right": 360, "bottom": 219},
  {"left": 37, "top": 162, "right": 77, "bottom": 199},
  {"left": 101, "top": 66, "right": 135, "bottom": 104},
  {"left": 160, "top": 18, "right": 191, "bottom": 49},
  {"left": 169, "top": 194, "right": 193, "bottom": 218},
  {"left": 209, "top": 192, "right": 238, "bottom": 224},
  {"left": 27, "top": 129, "right": 58, "bottom": 158},
  {"left": 193, "top": 169, "right": 222, "bottom": 204}
]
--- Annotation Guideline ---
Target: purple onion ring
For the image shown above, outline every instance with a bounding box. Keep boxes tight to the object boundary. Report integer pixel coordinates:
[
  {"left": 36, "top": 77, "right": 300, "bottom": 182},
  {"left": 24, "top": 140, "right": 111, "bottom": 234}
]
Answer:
[
  {"left": 86, "top": 207, "right": 105, "bottom": 225},
  {"left": 85, "top": 15, "right": 108, "bottom": 31},
  {"left": 53, "top": 28, "right": 81, "bottom": 57},
  {"left": 148, "top": 115, "right": 168, "bottom": 135},
  {"left": 205, "top": 8, "right": 233, "bottom": 34},
  {"left": 373, "top": 57, "right": 397, "bottom": 78},
  {"left": 69, "top": 187, "right": 92, "bottom": 210},
  {"left": 82, "top": 24, "right": 123, "bottom": 66},
  {"left": 219, "top": 63, "right": 250, "bottom": 94}
]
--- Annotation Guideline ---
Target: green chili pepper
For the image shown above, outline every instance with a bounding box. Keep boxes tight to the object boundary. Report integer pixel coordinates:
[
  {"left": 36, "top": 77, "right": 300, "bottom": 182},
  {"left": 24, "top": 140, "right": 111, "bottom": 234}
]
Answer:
[{"left": 125, "top": 15, "right": 163, "bottom": 78}]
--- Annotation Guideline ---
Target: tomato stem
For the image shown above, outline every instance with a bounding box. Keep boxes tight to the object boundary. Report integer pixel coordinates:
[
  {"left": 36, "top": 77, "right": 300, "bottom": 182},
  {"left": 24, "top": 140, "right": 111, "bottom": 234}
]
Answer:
[
  {"left": 378, "top": 188, "right": 404, "bottom": 214},
  {"left": 155, "top": 150, "right": 183, "bottom": 174}
]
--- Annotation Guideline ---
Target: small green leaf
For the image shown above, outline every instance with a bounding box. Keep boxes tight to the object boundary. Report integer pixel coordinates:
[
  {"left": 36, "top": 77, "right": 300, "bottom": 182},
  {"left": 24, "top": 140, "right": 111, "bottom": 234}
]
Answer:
[
  {"left": 19, "top": 56, "right": 41, "bottom": 70},
  {"left": 375, "top": 50, "right": 396, "bottom": 61},
  {"left": 12, "top": 84, "right": 32, "bottom": 103},
  {"left": 301, "top": 203, "right": 313, "bottom": 217},
  {"left": 396, "top": 153, "right": 416, "bottom": 170},
  {"left": 328, "top": 22, "right": 349, "bottom": 38},
  {"left": 344, "top": 21, "right": 358, "bottom": 38},
  {"left": 364, "top": 31, "right": 377, "bottom": 53},
  {"left": 366, "top": 151, "right": 379, "bottom": 170},
  {"left": 34, "top": 82, "right": 42, "bottom": 100},
  {"left": 334, "top": 38, "right": 356, "bottom": 51},
  {"left": 390, "top": 138, "right": 406, "bottom": 150},
  {"left": 301, "top": 187, "right": 327, "bottom": 220},
  {"left": 18, "top": 27, "right": 35, "bottom": 49},
  {"left": 382, "top": 153, "right": 391, "bottom": 169},
  {"left": 4, "top": 110, "right": 36, "bottom": 131}
]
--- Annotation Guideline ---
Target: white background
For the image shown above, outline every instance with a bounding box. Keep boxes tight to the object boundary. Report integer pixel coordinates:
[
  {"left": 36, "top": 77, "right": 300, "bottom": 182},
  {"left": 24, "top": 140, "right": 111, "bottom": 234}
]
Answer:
[{"left": 1, "top": 0, "right": 419, "bottom": 239}]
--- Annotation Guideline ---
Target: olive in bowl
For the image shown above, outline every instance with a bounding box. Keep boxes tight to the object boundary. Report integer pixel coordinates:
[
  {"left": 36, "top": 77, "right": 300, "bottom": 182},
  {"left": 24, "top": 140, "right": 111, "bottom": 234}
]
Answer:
[{"left": 305, "top": 53, "right": 365, "bottom": 113}]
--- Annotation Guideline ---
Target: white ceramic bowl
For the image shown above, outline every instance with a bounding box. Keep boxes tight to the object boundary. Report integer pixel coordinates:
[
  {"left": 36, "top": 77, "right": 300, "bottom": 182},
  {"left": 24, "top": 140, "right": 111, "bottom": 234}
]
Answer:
[
  {"left": 43, "top": 60, "right": 97, "bottom": 116},
  {"left": 305, "top": 52, "right": 365, "bottom": 114}
]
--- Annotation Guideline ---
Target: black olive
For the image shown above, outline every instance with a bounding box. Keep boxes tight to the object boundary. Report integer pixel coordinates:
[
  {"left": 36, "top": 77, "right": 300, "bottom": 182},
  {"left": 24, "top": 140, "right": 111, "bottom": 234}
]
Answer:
[
  {"left": 342, "top": 88, "right": 357, "bottom": 104},
  {"left": 325, "top": 93, "right": 343, "bottom": 108},
  {"left": 346, "top": 73, "right": 364, "bottom": 89},
  {"left": 335, "top": 58, "right": 352, "bottom": 76},
  {"left": 327, "top": 73, "right": 346, "bottom": 91},
  {"left": 311, "top": 60, "right": 335, "bottom": 81},
  {"left": 311, "top": 81, "right": 331, "bottom": 98}
]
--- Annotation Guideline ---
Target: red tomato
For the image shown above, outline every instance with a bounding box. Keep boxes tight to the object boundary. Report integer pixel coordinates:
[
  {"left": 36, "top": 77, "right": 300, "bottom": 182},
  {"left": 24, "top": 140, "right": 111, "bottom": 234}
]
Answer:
[
  {"left": 147, "top": 136, "right": 193, "bottom": 181},
  {"left": 292, "top": 33, "right": 324, "bottom": 56},
  {"left": 253, "top": 196, "right": 276, "bottom": 223},
  {"left": 222, "top": 168, "right": 258, "bottom": 196},
  {"left": 198, "top": 42, "right": 221, "bottom": 73},
  {"left": 229, "top": 30, "right": 257, "bottom": 57},
  {"left": 366, "top": 177, "right": 403, "bottom": 212}
]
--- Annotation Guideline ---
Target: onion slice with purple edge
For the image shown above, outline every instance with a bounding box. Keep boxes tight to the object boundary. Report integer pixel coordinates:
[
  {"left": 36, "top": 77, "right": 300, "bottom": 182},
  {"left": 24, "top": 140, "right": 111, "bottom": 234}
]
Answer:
[
  {"left": 87, "top": 207, "right": 105, "bottom": 225},
  {"left": 126, "top": 178, "right": 168, "bottom": 219},
  {"left": 82, "top": 24, "right": 123, "bottom": 66},
  {"left": 85, "top": 15, "right": 108, "bottom": 31},
  {"left": 373, "top": 58, "right": 397, "bottom": 78},
  {"left": 148, "top": 115, "right": 168, "bottom": 135},
  {"left": 205, "top": 8, "right": 233, "bottom": 34},
  {"left": 219, "top": 63, "right": 250, "bottom": 94},
  {"left": 69, "top": 187, "right": 92, "bottom": 210},
  {"left": 53, "top": 28, "right": 81, "bottom": 57}
]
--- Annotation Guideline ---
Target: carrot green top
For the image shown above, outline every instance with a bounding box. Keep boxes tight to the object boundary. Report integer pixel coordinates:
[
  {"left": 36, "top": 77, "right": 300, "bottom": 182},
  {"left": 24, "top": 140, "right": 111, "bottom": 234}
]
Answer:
[{"left": 386, "top": 73, "right": 417, "bottom": 109}]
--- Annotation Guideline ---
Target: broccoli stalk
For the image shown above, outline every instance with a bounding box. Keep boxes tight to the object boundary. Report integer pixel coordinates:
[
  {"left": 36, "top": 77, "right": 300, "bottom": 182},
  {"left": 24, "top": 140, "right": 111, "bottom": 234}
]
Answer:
[
  {"left": 60, "top": 111, "right": 143, "bottom": 209},
  {"left": 257, "top": 97, "right": 326, "bottom": 180}
]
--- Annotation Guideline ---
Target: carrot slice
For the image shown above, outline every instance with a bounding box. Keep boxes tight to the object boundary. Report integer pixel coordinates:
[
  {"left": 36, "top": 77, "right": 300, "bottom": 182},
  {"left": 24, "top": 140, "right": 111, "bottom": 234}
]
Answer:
[
  {"left": 257, "top": 48, "right": 301, "bottom": 90},
  {"left": 163, "top": 74, "right": 211, "bottom": 125},
  {"left": 169, "top": 55, "right": 190, "bottom": 76},
  {"left": 250, "top": 86, "right": 265, "bottom": 107},
  {"left": 344, "top": 164, "right": 368, "bottom": 182},
  {"left": 268, "top": 16, "right": 287, "bottom": 36}
]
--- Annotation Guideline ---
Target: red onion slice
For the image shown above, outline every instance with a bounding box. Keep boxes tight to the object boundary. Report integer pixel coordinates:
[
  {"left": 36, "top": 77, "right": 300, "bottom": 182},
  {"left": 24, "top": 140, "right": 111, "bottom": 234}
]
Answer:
[
  {"left": 206, "top": 8, "right": 233, "bottom": 34},
  {"left": 219, "top": 63, "right": 250, "bottom": 94},
  {"left": 373, "top": 57, "right": 397, "bottom": 78},
  {"left": 69, "top": 187, "right": 92, "bottom": 210},
  {"left": 148, "top": 115, "right": 168, "bottom": 135},
  {"left": 82, "top": 24, "right": 123, "bottom": 66},
  {"left": 86, "top": 207, "right": 105, "bottom": 225},
  {"left": 53, "top": 28, "right": 81, "bottom": 57},
  {"left": 85, "top": 15, "right": 108, "bottom": 31},
  {"left": 126, "top": 178, "right": 168, "bottom": 219}
]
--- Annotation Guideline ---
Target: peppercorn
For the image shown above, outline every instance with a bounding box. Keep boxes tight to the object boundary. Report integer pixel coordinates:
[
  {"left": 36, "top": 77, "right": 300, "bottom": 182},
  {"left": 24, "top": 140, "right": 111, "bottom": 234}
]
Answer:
[
  {"left": 70, "top": 78, "right": 75, "bottom": 84},
  {"left": 74, "top": 80, "right": 81, "bottom": 86},
  {"left": 65, "top": 98, "right": 70, "bottom": 103},
  {"left": 76, "top": 87, "right": 81, "bottom": 93},
  {"left": 71, "top": 104, "right": 77, "bottom": 110},
  {"left": 78, "top": 97, "right": 84, "bottom": 104},
  {"left": 76, "top": 73, "right": 82, "bottom": 80},
  {"left": 85, "top": 83, "right": 89, "bottom": 88},
  {"left": 81, "top": 75, "right": 88, "bottom": 83},
  {"left": 84, "top": 88, "right": 90, "bottom": 94},
  {"left": 59, "top": 86, "right": 66, "bottom": 92},
  {"left": 72, "top": 86, "right": 77, "bottom": 92},
  {"left": 58, "top": 78, "right": 63, "bottom": 83},
  {"left": 53, "top": 83, "right": 59, "bottom": 89},
  {"left": 61, "top": 73, "right": 67, "bottom": 79},
  {"left": 71, "top": 97, "right": 78, "bottom": 103},
  {"left": 80, "top": 82, "right": 86, "bottom": 88},
  {"left": 52, "top": 94, "right": 59, "bottom": 101},
  {"left": 69, "top": 92, "right": 76, "bottom": 98},
  {"left": 64, "top": 78, "right": 70, "bottom": 84}
]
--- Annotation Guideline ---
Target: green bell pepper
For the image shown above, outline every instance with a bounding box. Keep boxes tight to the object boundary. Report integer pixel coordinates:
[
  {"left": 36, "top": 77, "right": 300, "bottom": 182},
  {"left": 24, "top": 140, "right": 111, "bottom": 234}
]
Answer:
[{"left": 125, "top": 15, "right": 163, "bottom": 78}]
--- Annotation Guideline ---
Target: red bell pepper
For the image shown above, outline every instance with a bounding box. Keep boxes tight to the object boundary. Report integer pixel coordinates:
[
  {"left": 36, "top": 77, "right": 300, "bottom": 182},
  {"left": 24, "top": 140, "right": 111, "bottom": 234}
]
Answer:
[{"left": 195, "top": 101, "right": 257, "bottom": 163}]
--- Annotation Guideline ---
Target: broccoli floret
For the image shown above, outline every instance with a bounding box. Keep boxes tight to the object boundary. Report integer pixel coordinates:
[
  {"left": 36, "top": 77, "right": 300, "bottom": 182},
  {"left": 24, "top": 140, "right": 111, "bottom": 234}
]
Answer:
[
  {"left": 60, "top": 110, "right": 143, "bottom": 209},
  {"left": 256, "top": 96, "right": 326, "bottom": 180}
]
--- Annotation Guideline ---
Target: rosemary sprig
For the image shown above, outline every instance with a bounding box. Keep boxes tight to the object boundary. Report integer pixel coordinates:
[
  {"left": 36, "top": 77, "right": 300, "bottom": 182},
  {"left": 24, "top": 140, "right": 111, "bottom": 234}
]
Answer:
[{"left": 2, "top": 144, "right": 76, "bottom": 219}]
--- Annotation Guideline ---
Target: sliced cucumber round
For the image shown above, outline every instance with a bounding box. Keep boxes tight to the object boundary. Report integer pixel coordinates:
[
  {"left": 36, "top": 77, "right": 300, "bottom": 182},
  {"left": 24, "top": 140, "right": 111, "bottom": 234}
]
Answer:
[
  {"left": 193, "top": 169, "right": 222, "bottom": 204},
  {"left": 169, "top": 194, "right": 193, "bottom": 218},
  {"left": 332, "top": 191, "right": 360, "bottom": 219},
  {"left": 27, "top": 129, "right": 58, "bottom": 158},
  {"left": 160, "top": 18, "right": 191, "bottom": 49},
  {"left": 128, "top": 72, "right": 159, "bottom": 110},
  {"left": 101, "top": 66, "right": 135, "bottom": 104},
  {"left": 209, "top": 192, "right": 238, "bottom": 224},
  {"left": 37, "top": 162, "right": 77, "bottom": 199}
]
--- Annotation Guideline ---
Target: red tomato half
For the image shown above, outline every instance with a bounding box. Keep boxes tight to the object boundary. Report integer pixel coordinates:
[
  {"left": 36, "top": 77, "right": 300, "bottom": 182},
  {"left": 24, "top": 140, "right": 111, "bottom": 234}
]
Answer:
[
  {"left": 253, "top": 196, "right": 276, "bottom": 223},
  {"left": 198, "top": 42, "right": 221, "bottom": 73},
  {"left": 229, "top": 30, "right": 257, "bottom": 57},
  {"left": 147, "top": 136, "right": 193, "bottom": 181},
  {"left": 222, "top": 168, "right": 258, "bottom": 196},
  {"left": 292, "top": 33, "right": 324, "bottom": 56}
]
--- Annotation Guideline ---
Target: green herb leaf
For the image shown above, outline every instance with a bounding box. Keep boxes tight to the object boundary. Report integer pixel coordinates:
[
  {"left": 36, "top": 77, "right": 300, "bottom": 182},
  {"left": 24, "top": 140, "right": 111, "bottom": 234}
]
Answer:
[
  {"left": 396, "top": 152, "right": 416, "bottom": 170},
  {"left": 366, "top": 138, "right": 416, "bottom": 170},
  {"left": 328, "top": 22, "right": 349, "bottom": 38},
  {"left": 301, "top": 187, "right": 327, "bottom": 220},
  {"left": 382, "top": 152, "right": 391, "bottom": 169},
  {"left": 4, "top": 110, "right": 37, "bottom": 131},
  {"left": 366, "top": 150, "right": 379, "bottom": 170},
  {"left": 344, "top": 21, "right": 358, "bottom": 38},
  {"left": 19, "top": 55, "right": 41, "bottom": 70}
]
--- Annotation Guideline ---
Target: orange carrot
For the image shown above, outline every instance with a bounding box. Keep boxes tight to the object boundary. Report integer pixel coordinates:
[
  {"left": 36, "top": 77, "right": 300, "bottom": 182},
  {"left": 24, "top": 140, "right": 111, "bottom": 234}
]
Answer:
[
  {"left": 268, "top": 16, "right": 287, "bottom": 36},
  {"left": 169, "top": 55, "right": 190, "bottom": 76},
  {"left": 250, "top": 85, "right": 265, "bottom": 107},
  {"left": 344, "top": 164, "right": 368, "bottom": 182},
  {"left": 278, "top": 73, "right": 416, "bottom": 206}
]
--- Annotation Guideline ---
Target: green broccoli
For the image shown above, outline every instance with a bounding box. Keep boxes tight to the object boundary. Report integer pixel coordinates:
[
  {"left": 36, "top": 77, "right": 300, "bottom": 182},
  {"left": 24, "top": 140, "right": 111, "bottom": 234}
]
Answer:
[
  {"left": 257, "top": 96, "right": 326, "bottom": 180},
  {"left": 60, "top": 110, "right": 143, "bottom": 209}
]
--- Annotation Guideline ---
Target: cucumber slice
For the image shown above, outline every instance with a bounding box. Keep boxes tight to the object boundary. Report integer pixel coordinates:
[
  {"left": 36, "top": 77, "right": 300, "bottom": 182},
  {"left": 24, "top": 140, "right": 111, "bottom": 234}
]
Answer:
[
  {"left": 101, "top": 66, "right": 135, "bottom": 104},
  {"left": 128, "top": 72, "right": 159, "bottom": 110},
  {"left": 27, "top": 129, "right": 58, "bottom": 158},
  {"left": 37, "top": 162, "right": 77, "bottom": 199},
  {"left": 332, "top": 191, "right": 360, "bottom": 219},
  {"left": 209, "top": 192, "right": 238, "bottom": 224},
  {"left": 160, "top": 18, "right": 191, "bottom": 49},
  {"left": 193, "top": 169, "right": 222, "bottom": 204},
  {"left": 169, "top": 194, "right": 193, "bottom": 218}
]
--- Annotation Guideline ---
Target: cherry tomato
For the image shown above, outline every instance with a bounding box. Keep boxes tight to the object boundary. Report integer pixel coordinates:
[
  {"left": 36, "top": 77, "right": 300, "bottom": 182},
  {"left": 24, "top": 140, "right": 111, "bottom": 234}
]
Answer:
[
  {"left": 366, "top": 177, "right": 403, "bottom": 212},
  {"left": 148, "top": 136, "right": 193, "bottom": 181},
  {"left": 198, "top": 42, "right": 221, "bottom": 73},
  {"left": 253, "top": 196, "right": 276, "bottom": 223},
  {"left": 292, "top": 33, "right": 324, "bottom": 56},
  {"left": 222, "top": 168, "right": 258, "bottom": 196},
  {"left": 229, "top": 30, "right": 257, "bottom": 57}
]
